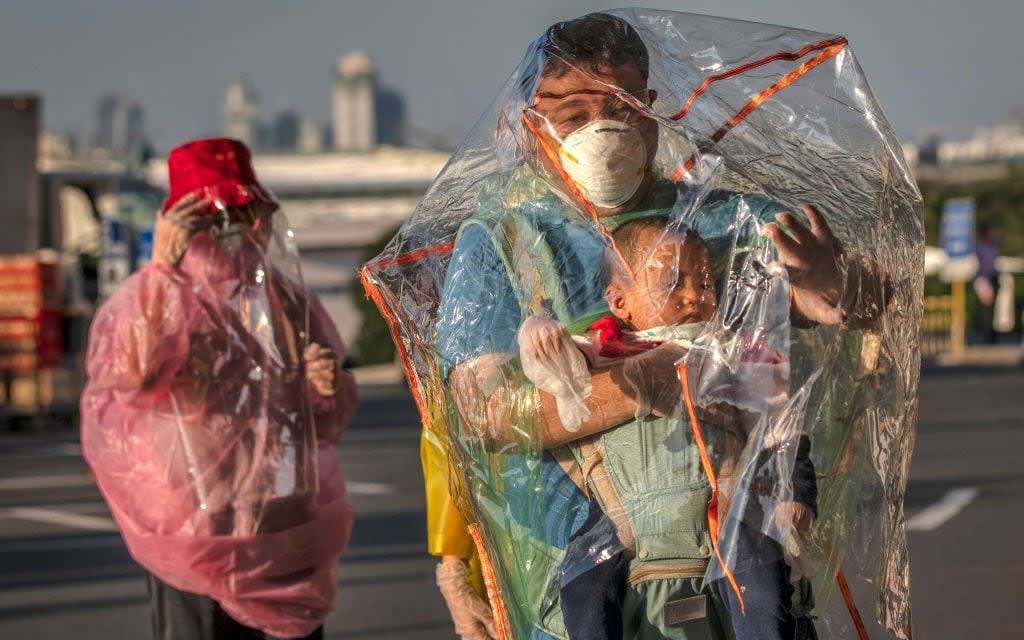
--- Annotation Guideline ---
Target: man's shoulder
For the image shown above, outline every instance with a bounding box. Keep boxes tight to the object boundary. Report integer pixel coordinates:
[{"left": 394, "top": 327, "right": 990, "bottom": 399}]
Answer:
[
  {"left": 702, "top": 188, "right": 780, "bottom": 211},
  {"left": 460, "top": 168, "right": 566, "bottom": 226},
  {"left": 455, "top": 192, "right": 572, "bottom": 248}
]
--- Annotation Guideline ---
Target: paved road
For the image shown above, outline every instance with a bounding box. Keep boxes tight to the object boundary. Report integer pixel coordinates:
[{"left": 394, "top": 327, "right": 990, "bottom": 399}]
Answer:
[
  {"left": 906, "top": 365, "right": 1023, "bottom": 639},
  {"left": 0, "top": 384, "right": 450, "bottom": 640},
  {"left": 0, "top": 366, "right": 1021, "bottom": 639}
]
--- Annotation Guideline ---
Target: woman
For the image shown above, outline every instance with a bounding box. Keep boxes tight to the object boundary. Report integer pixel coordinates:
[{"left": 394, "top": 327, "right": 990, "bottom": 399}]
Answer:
[{"left": 81, "top": 138, "right": 357, "bottom": 640}]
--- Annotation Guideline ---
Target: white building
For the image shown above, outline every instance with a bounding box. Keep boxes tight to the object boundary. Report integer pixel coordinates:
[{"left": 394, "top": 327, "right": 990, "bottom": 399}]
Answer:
[
  {"left": 298, "top": 119, "right": 324, "bottom": 154},
  {"left": 332, "top": 52, "right": 377, "bottom": 152},
  {"left": 939, "top": 120, "right": 1024, "bottom": 166},
  {"left": 223, "top": 79, "right": 260, "bottom": 148}
]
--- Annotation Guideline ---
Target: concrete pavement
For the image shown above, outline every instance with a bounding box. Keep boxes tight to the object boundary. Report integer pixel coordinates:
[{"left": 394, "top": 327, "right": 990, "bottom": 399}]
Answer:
[{"left": 0, "top": 366, "right": 1022, "bottom": 638}]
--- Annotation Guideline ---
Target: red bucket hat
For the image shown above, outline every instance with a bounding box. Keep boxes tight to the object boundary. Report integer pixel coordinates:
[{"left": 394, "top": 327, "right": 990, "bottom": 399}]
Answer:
[{"left": 163, "top": 138, "right": 276, "bottom": 215}]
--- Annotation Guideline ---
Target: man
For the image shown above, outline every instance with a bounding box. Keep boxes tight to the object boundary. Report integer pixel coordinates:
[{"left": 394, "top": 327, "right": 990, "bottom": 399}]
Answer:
[
  {"left": 81, "top": 138, "right": 357, "bottom": 639},
  {"left": 426, "top": 13, "right": 890, "bottom": 640}
]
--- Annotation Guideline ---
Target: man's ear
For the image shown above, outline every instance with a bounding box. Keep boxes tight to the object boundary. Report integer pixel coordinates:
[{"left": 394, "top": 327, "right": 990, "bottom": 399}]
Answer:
[
  {"left": 606, "top": 283, "right": 631, "bottom": 324},
  {"left": 646, "top": 88, "right": 658, "bottom": 106}
]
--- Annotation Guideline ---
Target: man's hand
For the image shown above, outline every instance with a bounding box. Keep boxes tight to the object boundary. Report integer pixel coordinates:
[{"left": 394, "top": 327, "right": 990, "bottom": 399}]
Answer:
[
  {"left": 304, "top": 343, "right": 339, "bottom": 397},
  {"left": 765, "top": 205, "right": 845, "bottom": 325},
  {"left": 152, "top": 193, "right": 211, "bottom": 267},
  {"left": 436, "top": 555, "right": 496, "bottom": 640}
]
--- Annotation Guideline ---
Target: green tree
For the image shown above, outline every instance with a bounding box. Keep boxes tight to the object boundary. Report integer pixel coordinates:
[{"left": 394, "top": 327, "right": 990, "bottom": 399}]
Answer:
[
  {"left": 920, "top": 164, "right": 1024, "bottom": 256},
  {"left": 349, "top": 225, "right": 402, "bottom": 365},
  {"left": 920, "top": 164, "right": 1024, "bottom": 334}
]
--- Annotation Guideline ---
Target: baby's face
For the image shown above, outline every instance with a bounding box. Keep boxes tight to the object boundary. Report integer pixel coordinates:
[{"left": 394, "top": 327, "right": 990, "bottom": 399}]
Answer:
[{"left": 611, "top": 230, "right": 717, "bottom": 330}]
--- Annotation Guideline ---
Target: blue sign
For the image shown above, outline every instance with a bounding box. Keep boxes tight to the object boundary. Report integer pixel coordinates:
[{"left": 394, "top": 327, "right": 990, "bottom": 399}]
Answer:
[
  {"left": 102, "top": 218, "right": 125, "bottom": 251},
  {"left": 99, "top": 218, "right": 132, "bottom": 298},
  {"left": 941, "top": 198, "right": 975, "bottom": 260},
  {"left": 136, "top": 227, "right": 154, "bottom": 268}
]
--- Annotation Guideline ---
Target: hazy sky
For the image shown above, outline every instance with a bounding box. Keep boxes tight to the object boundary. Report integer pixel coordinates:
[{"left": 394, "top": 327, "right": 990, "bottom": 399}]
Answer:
[{"left": 2, "top": 0, "right": 1022, "bottom": 150}]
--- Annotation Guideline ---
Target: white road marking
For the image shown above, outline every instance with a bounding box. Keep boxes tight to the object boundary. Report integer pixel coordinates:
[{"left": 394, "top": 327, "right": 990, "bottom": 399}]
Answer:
[
  {"left": 347, "top": 481, "right": 394, "bottom": 495},
  {"left": 341, "top": 427, "right": 420, "bottom": 443},
  {"left": 57, "top": 443, "right": 83, "bottom": 456},
  {"left": 0, "top": 507, "right": 118, "bottom": 531},
  {"left": 0, "top": 474, "right": 93, "bottom": 491},
  {"left": 0, "top": 473, "right": 394, "bottom": 496},
  {"left": 0, "top": 535, "right": 124, "bottom": 553},
  {"left": 906, "top": 487, "right": 979, "bottom": 531}
]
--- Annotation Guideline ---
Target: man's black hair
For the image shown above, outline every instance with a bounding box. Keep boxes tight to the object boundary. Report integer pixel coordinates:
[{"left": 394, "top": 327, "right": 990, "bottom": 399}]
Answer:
[{"left": 542, "top": 13, "right": 650, "bottom": 81}]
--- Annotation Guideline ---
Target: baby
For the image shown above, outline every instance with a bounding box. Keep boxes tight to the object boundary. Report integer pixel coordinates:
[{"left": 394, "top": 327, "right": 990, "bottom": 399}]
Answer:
[
  {"left": 519, "top": 216, "right": 817, "bottom": 640},
  {"left": 519, "top": 216, "right": 718, "bottom": 431}
]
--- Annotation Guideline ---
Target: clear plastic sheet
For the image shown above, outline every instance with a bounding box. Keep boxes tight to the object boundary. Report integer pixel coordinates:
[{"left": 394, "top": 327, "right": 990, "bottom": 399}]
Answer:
[
  {"left": 81, "top": 184, "right": 357, "bottom": 638},
  {"left": 362, "top": 9, "right": 921, "bottom": 639}
]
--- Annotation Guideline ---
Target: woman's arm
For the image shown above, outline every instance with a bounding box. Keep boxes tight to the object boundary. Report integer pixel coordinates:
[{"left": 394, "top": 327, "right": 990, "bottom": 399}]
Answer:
[
  {"left": 305, "top": 293, "right": 358, "bottom": 444},
  {"left": 85, "top": 265, "right": 192, "bottom": 395}
]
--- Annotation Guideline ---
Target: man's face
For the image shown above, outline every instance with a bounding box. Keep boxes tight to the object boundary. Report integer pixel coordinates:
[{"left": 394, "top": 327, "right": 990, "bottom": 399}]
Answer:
[
  {"left": 526, "top": 63, "right": 659, "bottom": 214},
  {"left": 609, "top": 229, "right": 717, "bottom": 330}
]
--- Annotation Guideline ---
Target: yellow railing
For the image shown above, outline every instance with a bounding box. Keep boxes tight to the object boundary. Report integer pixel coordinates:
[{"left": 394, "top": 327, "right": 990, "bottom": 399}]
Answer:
[{"left": 921, "top": 295, "right": 953, "bottom": 359}]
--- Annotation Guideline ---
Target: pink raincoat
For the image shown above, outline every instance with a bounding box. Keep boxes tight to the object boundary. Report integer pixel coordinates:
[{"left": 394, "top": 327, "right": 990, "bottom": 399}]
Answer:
[{"left": 81, "top": 220, "right": 356, "bottom": 638}]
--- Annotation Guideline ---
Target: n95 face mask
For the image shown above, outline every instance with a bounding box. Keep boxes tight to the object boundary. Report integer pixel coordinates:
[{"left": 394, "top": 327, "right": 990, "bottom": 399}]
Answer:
[{"left": 559, "top": 120, "right": 647, "bottom": 208}]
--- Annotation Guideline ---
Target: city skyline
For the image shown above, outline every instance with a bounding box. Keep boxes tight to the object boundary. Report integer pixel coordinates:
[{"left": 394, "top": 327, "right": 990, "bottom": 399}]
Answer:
[{"left": 3, "top": 0, "right": 1022, "bottom": 151}]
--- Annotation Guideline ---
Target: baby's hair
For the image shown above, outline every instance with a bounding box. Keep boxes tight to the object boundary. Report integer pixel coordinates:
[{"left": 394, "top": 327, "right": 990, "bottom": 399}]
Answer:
[{"left": 605, "top": 216, "right": 705, "bottom": 281}]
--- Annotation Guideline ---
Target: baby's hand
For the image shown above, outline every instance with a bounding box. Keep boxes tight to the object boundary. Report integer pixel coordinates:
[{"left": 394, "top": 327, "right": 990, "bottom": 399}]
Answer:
[
  {"left": 775, "top": 500, "right": 815, "bottom": 554},
  {"left": 780, "top": 501, "right": 815, "bottom": 535},
  {"left": 518, "top": 315, "right": 571, "bottom": 362}
]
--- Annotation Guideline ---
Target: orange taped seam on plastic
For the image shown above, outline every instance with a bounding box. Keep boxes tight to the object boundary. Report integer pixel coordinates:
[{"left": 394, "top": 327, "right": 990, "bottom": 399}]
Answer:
[
  {"left": 837, "top": 569, "right": 871, "bottom": 640},
  {"left": 358, "top": 269, "right": 432, "bottom": 431},
  {"left": 670, "top": 36, "right": 848, "bottom": 121},
  {"left": 363, "top": 242, "right": 456, "bottom": 272},
  {"left": 678, "top": 363, "right": 746, "bottom": 614},
  {"left": 670, "top": 41, "right": 847, "bottom": 182},
  {"left": 468, "top": 523, "right": 514, "bottom": 640}
]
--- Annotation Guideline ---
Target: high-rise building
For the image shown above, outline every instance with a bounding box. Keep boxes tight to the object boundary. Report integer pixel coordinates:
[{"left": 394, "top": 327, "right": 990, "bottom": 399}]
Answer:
[
  {"left": 332, "top": 52, "right": 376, "bottom": 152},
  {"left": 375, "top": 86, "right": 406, "bottom": 147},
  {"left": 95, "top": 94, "right": 146, "bottom": 155},
  {"left": 268, "top": 108, "right": 300, "bottom": 151},
  {"left": 299, "top": 120, "right": 324, "bottom": 154},
  {"left": 223, "top": 78, "right": 260, "bottom": 148},
  {"left": 0, "top": 95, "right": 40, "bottom": 253},
  {"left": 917, "top": 131, "right": 942, "bottom": 167}
]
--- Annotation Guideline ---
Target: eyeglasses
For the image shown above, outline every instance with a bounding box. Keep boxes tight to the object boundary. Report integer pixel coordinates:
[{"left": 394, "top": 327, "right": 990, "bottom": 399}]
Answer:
[{"left": 524, "top": 88, "right": 655, "bottom": 139}]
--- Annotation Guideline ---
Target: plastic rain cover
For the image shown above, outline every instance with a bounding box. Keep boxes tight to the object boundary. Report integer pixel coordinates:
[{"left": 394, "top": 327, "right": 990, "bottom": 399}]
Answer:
[
  {"left": 361, "top": 9, "right": 922, "bottom": 640},
  {"left": 81, "top": 185, "right": 356, "bottom": 638}
]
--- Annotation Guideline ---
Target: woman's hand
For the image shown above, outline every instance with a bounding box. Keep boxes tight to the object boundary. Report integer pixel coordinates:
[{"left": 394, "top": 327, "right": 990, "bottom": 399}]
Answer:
[
  {"left": 304, "top": 342, "right": 340, "bottom": 397},
  {"left": 152, "top": 193, "right": 211, "bottom": 267}
]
